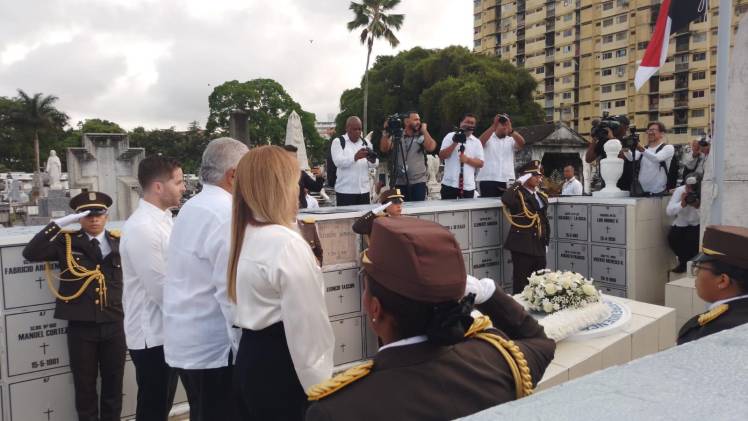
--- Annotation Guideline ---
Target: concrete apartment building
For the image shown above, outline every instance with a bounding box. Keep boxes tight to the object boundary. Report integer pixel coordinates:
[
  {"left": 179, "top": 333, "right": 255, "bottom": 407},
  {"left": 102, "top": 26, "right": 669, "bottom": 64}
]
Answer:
[{"left": 473, "top": 0, "right": 748, "bottom": 143}]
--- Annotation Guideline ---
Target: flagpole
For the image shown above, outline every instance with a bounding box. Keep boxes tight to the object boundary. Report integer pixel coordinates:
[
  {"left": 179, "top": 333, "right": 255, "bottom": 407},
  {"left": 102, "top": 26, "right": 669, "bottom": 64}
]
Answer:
[
  {"left": 709, "top": 0, "right": 734, "bottom": 224},
  {"left": 705, "top": 1, "right": 713, "bottom": 136}
]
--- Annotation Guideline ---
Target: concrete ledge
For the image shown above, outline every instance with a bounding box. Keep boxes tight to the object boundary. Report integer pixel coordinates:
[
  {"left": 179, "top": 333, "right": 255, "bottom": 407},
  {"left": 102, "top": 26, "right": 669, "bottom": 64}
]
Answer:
[{"left": 461, "top": 323, "right": 748, "bottom": 420}]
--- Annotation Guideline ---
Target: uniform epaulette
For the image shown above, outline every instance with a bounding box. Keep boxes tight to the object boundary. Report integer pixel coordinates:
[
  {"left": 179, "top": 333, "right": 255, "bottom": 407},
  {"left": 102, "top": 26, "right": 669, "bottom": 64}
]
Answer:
[
  {"left": 307, "top": 360, "right": 373, "bottom": 401},
  {"left": 300, "top": 217, "right": 316, "bottom": 224},
  {"left": 538, "top": 191, "right": 548, "bottom": 199},
  {"left": 108, "top": 229, "right": 121, "bottom": 238},
  {"left": 698, "top": 304, "right": 729, "bottom": 326}
]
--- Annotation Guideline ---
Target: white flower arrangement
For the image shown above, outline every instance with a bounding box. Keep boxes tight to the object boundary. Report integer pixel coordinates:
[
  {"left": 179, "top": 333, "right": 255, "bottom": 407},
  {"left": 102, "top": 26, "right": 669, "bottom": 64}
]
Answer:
[{"left": 520, "top": 269, "right": 601, "bottom": 314}]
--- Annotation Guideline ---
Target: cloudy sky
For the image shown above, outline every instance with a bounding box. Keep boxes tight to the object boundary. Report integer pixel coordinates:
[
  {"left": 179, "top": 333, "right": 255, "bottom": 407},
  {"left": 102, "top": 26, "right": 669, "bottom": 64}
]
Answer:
[{"left": 0, "top": 0, "right": 473, "bottom": 130}]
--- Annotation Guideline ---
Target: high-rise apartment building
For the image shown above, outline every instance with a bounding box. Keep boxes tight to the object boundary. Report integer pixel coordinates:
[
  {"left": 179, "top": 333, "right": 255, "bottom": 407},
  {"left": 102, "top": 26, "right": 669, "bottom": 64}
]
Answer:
[{"left": 474, "top": 0, "right": 748, "bottom": 143}]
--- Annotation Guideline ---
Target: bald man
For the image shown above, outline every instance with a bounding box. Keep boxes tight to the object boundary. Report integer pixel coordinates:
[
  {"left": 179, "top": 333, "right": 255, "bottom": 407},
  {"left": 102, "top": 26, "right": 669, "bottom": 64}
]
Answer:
[{"left": 331, "top": 116, "right": 379, "bottom": 206}]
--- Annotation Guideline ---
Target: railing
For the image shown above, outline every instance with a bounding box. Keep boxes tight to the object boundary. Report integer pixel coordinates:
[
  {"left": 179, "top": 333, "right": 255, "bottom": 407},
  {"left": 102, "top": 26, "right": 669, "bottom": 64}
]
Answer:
[{"left": 675, "top": 63, "right": 689, "bottom": 72}]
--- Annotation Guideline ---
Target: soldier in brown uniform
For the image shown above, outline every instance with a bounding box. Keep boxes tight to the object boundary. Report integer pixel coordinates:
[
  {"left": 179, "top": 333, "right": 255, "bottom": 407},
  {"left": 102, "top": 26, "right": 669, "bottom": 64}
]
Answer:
[
  {"left": 677, "top": 225, "right": 748, "bottom": 345},
  {"left": 351, "top": 188, "right": 404, "bottom": 241},
  {"left": 502, "top": 160, "right": 551, "bottom": 294},
  {"left": 306, "top": 217, "right": 555, "bottom": 421},
  {"left": 23, "top": 191, "right": 125, "bottom": 421}
]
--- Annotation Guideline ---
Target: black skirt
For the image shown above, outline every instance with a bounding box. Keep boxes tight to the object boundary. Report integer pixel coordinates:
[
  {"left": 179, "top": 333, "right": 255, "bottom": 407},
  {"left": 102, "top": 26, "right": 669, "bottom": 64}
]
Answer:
[{"left": 234, "top": 322, "right": 308, "bottom": 421}]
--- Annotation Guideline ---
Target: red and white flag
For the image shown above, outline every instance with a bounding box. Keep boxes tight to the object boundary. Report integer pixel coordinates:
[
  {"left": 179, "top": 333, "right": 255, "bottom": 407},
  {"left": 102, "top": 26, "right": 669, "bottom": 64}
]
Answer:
[{"left": 634, "top": 0, "right": 709, "bottom": 91}]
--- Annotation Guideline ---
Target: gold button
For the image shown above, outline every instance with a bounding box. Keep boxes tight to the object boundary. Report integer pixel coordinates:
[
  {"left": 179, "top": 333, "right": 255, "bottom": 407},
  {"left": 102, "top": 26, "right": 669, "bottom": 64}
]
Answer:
[
  {"left": 95, "top": 288, "right": 100, "bottom": 292},
  {"left": 95, "top": 300, "right": 100, "bottom": 304}
]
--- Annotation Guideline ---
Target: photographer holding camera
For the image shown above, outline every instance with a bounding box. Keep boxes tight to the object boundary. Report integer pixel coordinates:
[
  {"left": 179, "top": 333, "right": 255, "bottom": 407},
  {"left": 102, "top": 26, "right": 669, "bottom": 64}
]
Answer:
[
  {"left": 666, "top": 176, "right": 701, "bottom": 273},
  {"left": 380, "top": 111, "right": 437, "bottom": 202},
  {"left": 683, "top": 137, "right": 711, "bottom": 181},
  {"left": 622, "top": 121, "right": 674, "bottom": 195},
  {"left": 439, "top": 114, "right": 485, "bottom": 199},
  {"left": 477, "top": 113, "right": 525, "bottom": 197},
  {"left": 331, "top": 116, "right": 379, "bottom": 206},
  {"left": 585, "top": 114, "right": 630, "bottom": 163}
]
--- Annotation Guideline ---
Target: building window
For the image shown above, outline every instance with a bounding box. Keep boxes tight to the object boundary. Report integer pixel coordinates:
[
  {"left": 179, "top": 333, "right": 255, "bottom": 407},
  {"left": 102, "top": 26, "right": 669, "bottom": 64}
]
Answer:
[
  {"left": 616, "top": 0, "right": 629, "bottom": 7},
  {"left": 603, "top": 18, "right": 614, "bottom": 27},
  {"left": 564, "top": 13, "right": 573, "bottom": 21},
  {"left": 563, "top": 45, "right": 573, "bottom": 53},
  {"left": 617, "top": 14, "right": 628, "bottom": 24},
  {"left": 603, "top": 34, "right": 614, "bottom": 43},
  {"left": 693, "top": 52, "right": 706, "bottom": 61},
  {"left": 564, "top": 29, "right": 573, "bottom": 37},
  {"left": 615, "top": 48, "right": 627, "bottom": 58},
  {"left": 673, "top": 127, "right": 688, "bottom": 134},
  {"left": 692, "top": 71, "right": 706, "bottom": 80},
  {"left": 602, "top": 51, "right": 613, "bottom": 59},
  {"left": 692, "top": 109, "right": 706, "bottom": 117},
  {"left": 616, "top": 65, "right": 626, "bottom": 76},
  {"left": 691, "top": 128, "right": 706, "bottom": 136},
  {"left": 563, "top": 76, "right": 572, "bottom": 83},
  {"left": 615, "top": 82, "right": 626, "bottom": 91},
  {"left": 602, "top": 85, "right": 613, "bottom": 93},
  {"left": 660, "top": 75, "right": 674, "bottom": 81},
  {"left": 693, "top": 32, "right": 706, "bottom": 42},
  {"left": 616, "top": 31, "right": 627, "bottom": 41},
  {"left": 563, "top": 92, "right": 573, "bottom": 99},
  {"left": 563, "top": 60, "right": 573, "bottom": 67},
  {"left": 692, "top": 90, "right": 705, "bottom": 98},
  {"left": 601, "top": 101, "right": 612, "bottom": 109},
  {"left": 615, "top": 99, "right": 626, "bottom": 107},
  {"left": 474, "top": 39, "right": 482, "bottom": 48},
  {"left": 602, "top": 68, "right": 613, "bottom": 76},
  {"left": 602, "top": 1, "right": 614, "bottom": 11},
  {"left": 536, "top": 67, "right": 545, "bottom": 74},
  {"left": 638, "top": 41, "right": 649, "bottom": 50}
]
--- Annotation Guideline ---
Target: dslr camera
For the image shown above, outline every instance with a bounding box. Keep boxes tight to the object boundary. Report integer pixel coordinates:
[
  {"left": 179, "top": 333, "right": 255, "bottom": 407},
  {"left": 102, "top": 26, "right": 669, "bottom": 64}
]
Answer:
[
  {"left": 591, "top": 111, "right": 623, "bottom": 143},
  {"left": 685, "top": 178, "right": 701, "bottom": 206},
  {"left": 453, "top": 128, "right": 467, "bottom": 144},
  {"left": 363, "top": 147, "right": 378, "bottom": 164}
]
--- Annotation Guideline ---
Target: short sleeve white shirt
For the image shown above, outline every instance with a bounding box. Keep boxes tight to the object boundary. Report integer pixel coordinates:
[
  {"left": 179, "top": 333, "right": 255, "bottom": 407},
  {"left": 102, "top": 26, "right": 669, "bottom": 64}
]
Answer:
[
  {"left": 440, "top": 133, "right": 485, "bottom": 191},
  {"left": 476, "top": 133, "right": 517, "bottom": 183}
]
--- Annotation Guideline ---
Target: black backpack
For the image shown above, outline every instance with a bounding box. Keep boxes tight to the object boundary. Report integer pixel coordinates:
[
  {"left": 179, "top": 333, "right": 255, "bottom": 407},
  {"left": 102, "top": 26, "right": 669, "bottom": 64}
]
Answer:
[
  {"left": 657, "top": 143, "right": 679, "bottom": 190},
  {"left": 326, "top": 136, "right": 369, "bottom": 188}
]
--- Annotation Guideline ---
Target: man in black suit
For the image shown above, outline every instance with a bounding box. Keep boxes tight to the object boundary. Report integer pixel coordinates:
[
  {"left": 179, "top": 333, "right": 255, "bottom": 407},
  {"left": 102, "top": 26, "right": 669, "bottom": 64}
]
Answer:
[
  {"left": 23, "top": 191, "right": 125, "bottom": 421},
  {"left": 501, "top": 160, "right": 551, "bottom": 293},
  {"left": 677, "top": 225, "right": 748, "bottom": 345}
]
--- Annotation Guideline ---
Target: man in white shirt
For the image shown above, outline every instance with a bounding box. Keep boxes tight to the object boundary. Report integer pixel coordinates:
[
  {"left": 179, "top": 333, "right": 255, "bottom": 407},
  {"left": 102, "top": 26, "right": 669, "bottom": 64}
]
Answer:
[
  {"left": 439, "top": 113, "right": 485, "bottom": 199},
  {"left": 331, "top": 116, "right": 378, "bottom": 206},
  {"left": 623, "top": 121, "right": 674, "bottom": 195},
  {"left": 163, "top": 138, "right": 248, "bottom": 421},
  {"left": 561, "top": 165, "right": 584, "bottom": 196},
  {"left": 666, "top": 177, "right": 701, "bottom": 273},
  {"left": 477, "top": 113, "right": 525, "bottom": 197},
  {"left": 121, "top": 156, "right": 185, "bottom": 421}
]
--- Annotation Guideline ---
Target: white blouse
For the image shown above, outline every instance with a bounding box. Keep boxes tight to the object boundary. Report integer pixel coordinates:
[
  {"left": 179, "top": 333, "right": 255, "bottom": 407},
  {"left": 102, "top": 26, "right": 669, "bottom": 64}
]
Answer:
[{"left": 233, "top": 224, "right": 334, "bottom": 391}]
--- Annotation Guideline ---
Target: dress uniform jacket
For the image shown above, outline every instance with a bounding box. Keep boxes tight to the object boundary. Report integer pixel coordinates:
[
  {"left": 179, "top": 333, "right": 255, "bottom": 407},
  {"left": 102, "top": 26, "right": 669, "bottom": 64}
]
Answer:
[
  {"left": 305, "top": 290, "right": 556, "bottom": 421},
  {"left": 23, "top": 222, "right": 124, "bottom": 323},
  {"left": 677, "top": 297, "right": 748, "bottom": 345},
  {"left": 501, "top": 182, "right": 550, "bottom": 257}
]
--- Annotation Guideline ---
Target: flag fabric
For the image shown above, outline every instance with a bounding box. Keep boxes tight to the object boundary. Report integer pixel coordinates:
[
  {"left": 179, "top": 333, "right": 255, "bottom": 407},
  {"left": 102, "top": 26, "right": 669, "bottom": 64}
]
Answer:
[{"left": 634, "top": 0, "right": 709, "bottom": 90}]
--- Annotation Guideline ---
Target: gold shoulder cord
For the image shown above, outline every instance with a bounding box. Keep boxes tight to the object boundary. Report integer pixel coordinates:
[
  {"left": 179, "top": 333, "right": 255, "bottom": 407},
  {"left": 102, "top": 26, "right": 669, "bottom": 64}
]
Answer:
[
  {"left": 502, "top": 191, "right": 543, "bottom": 237},
  {"left": 44, "top": 233, "right": 108, "bottom": 309},
  {"left": 465, "top": 315, "right": 534, "bottom": 399},
  {"left": 307, "top": 360, "right": 374, "bottom": 401}
]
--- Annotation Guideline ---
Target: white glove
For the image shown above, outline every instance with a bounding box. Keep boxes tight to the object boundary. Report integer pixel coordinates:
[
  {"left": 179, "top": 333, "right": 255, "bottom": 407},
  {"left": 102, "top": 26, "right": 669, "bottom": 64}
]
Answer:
[
  {"left": 464, "top": 275, "right": 497, "bottom": 305},
  {"left": 371, "top": 202, "right": 393, "bottom": 214},
  {"left": 53, "top": 210, "right": 90, "bottom": 227},
  {"left": 517, "top": 173, "right": 533, "bottom": 184}
]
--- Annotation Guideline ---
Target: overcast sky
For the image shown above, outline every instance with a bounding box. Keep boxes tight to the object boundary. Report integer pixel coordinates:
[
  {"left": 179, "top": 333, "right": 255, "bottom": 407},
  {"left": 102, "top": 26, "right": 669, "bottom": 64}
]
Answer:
[{"left": 0, "top": 0, "right": 473, "bottom": 130}]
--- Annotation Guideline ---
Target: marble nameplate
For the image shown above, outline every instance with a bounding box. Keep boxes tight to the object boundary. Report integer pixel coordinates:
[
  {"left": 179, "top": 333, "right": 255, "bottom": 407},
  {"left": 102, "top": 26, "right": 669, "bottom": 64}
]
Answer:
[
  {"left": 556, "top": 204, "right": 589, "bottom": 242},
  {"left": 5, "top": 309, "right": 69, "bottom": 377},
  {"left": 1, "top": 246, "right": 60, "bottom": 310},
  {"left": 437, "top": 211, "right": 470, "bottom": 250},
  {"left": 590, "top": 205, "right": 626, "bottom": 245},
  {"left": 591, "top": 245, "right": 627, "bottom": 288},
  {"left": 470, "top": 209, "right": 501, "bottom": 248}
]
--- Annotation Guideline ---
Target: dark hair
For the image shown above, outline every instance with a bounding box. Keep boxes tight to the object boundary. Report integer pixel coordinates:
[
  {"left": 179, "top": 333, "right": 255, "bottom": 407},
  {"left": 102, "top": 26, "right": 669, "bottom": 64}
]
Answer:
[
  {"left": 366, "top": 275, "right": 474, "bottom": 345},
  {"left": 564, "top": 164, "right": 575, "bottom": 171},
  {"left": 710, "top": 261, "right": 748, "bottom": 293},
  {"left": 405, "top": 111, "right": 419, "bottom": 119},
  {"left": 460, "top": 113, "right": 478, "bottom": 124},
  {"left": 283, "top": 145, "right": 298, "bottom": 153},
  {"left": 137, "top": 156, "right": 181, "bottom": 189},
  {"left": 647, "top": 121, "right": 667, "bottom": 133}
]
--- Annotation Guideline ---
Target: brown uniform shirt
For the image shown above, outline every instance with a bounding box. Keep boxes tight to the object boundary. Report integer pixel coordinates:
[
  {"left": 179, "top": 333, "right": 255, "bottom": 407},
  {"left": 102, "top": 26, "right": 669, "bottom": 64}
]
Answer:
[
  {"left": 23, "top": 222, "right": 124, "bottom": 323},
  {"left": 306, "top": 290, "right": 555, "bottom": 421},
  {"left": 502, "top": 182, "right": 551, "bottom": 257}
]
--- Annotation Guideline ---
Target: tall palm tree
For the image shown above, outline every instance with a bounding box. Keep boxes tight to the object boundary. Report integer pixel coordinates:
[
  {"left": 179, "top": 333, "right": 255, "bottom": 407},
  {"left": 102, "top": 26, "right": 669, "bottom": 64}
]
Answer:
[
  {"left": 14, "top": 90, "right": 68, "bottom": 190},
  {"left": 347, "top": 0, "right": 404, "bottom": 135}
]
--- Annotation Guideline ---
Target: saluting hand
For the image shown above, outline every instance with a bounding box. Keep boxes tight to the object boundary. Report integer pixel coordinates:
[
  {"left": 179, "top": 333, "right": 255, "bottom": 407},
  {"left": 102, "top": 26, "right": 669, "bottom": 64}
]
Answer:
[{"left": 53, "top": 210, "right": 91, "bottom": 227}]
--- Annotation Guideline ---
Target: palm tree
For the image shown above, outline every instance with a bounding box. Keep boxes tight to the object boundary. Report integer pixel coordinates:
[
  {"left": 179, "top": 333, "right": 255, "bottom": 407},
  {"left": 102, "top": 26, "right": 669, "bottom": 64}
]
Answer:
[
  {"left": 347, "top": 0, "right": 404, "bottom": 135},
  {"left": 14, "top": 90, "right": 68, "bottom": 190}
]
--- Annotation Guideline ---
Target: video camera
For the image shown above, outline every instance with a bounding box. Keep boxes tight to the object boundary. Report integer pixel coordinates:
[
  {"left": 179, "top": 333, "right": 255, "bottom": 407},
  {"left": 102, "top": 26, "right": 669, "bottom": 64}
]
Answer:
[
  {"left": 386, "top": 113, "right": 406, "bottom": 140},
  {"left": 621, "top": 127, "right": 641, "bottom": 150},
  {"left": 591, "top": 111, "right": 624, "bottom": 143}
]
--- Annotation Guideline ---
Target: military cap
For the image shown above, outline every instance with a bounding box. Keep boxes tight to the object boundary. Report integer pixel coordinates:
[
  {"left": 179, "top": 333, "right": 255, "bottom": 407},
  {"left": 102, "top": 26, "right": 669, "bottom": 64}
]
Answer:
[
  {"left": 694, "top": 225, "right": 748, "bottom": 270},
  {"left": 69, "top": 191, "right": 113, "bottom": 215},
  {"left": 520, "top": 160, "right": 543, "bottom": 176},
  {"left": 362, "top": 217, "right": 466, "bottom": 303},
  {"left": 380, "top": 188, "right": 405, "bottom": 204}
]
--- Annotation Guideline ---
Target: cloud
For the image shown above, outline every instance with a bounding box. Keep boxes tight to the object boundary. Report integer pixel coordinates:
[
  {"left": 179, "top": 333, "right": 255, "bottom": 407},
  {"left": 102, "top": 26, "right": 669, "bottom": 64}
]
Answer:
[{"left": 0, "top": 0, "right": 472, "bottom": 130}]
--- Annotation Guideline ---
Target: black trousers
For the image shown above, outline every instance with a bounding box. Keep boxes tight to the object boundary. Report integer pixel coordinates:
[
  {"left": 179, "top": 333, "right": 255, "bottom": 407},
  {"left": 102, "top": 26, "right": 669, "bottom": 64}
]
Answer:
[
  {"left": 479, "top": 181, "right": 508, "bottom": 198},
  {"left": 668, "top": 225, "right": 700, "bottom": 264},
  {"left": 440, "top": 184, "right": 475, "bottom": 199},
  {"left": 129, "top": 346, "right": 179, "bottom": 421},
  {"left": 67, "top": 320, "right": 126, "bottom": 421},
  {"left": 336, "top": 192, "right": 370, "bottom": 206},
  {"left": 511, "top": 251, "right": 547, "bottom": 294},
  {"left": 179, "top": 361, "right": 236, "bottom": 421},
  {"left": 395, "top": 182, "right": 427, "bottom": 202},
  {"left": 234, "top": 323, "right": 307, "bottom": 421}
]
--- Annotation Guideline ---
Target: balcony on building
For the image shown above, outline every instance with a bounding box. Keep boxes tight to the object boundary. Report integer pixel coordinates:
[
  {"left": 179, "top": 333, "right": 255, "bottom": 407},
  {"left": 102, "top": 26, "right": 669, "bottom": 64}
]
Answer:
[{"left": 674, "top": 75, "right": 689, "bottom": 91}]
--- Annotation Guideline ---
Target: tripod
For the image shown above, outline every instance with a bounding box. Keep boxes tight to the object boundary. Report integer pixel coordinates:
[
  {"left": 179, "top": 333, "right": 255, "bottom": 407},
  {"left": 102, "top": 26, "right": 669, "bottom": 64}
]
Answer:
[
  {"left": 388, "top": 133, "right": 410, "bottom": 191},
  {"left": 457, "top": 143, "right": 466, "bottom": 198}
]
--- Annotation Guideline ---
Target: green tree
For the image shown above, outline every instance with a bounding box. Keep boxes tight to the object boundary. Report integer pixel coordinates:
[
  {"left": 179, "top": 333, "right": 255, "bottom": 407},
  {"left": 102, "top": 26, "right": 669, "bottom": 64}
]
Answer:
[
  {"left": 335, "top": 46, "right": 544, "bottom": 149},
  {"left": 11, "top": 90, "right": 68, "bottom": 187},
  {"left": 347, "top": 0, "right": 404, "bottom": 135},
  {"left": 129, "top": 124, "right": 210, "bottom": 174},
  {"left": 206, "top": 79, "right": 326, "bottom": 164}
]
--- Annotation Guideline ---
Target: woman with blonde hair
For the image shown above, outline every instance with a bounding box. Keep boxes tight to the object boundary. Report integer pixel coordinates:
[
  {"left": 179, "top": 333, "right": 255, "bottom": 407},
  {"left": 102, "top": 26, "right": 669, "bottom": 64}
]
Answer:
[{"left": 227, "top": 145, "right": 334, "bottom": 420}]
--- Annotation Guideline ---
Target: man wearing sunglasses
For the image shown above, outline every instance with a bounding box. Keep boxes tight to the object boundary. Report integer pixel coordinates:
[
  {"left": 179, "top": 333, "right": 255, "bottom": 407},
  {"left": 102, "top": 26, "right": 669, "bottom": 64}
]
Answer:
[{"left": 677, "top": 225, "right": 748, "bottom": 345}]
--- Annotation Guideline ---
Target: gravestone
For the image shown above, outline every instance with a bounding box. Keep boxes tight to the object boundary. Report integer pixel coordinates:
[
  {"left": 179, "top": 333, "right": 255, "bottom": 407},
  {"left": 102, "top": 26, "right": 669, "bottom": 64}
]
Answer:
[{"left": 66, "top": 133, "right": 145, "bottom": 221}]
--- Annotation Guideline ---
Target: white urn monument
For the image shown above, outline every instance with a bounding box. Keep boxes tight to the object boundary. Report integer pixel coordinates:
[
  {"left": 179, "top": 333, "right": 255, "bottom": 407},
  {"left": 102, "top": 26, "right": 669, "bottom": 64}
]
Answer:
[{"left": 592, "top": 139, "right": 628, "bottom": 198}]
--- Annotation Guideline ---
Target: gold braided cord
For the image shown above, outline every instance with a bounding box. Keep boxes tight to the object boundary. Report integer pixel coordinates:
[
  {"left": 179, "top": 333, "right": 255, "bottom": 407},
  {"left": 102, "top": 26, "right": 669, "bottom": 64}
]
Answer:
[
  {"left": 466, "top": 315, "right": 534, "bottom": 399},
  {"left": 502, "top": 191, "right": 543, "bottom": 237},
  {"left": 43, "top": 233, "right": 107, "bottom": 309},
  {"left": 307, "top": 360, "right": 374, "bottom": 401}
]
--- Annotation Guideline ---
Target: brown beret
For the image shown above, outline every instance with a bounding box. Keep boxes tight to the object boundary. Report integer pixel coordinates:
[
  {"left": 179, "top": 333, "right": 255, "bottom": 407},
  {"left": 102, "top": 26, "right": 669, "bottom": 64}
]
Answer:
[
  {"left": 362, "top": 217, "right": 466, "bottom": 303},
  {"left": 69, "top": 191, "right": 112, "bottom": 215},
  {"left": 380, "top": 188, "right": 404, "bottom": 204},
  {"left": 694, "top": 225, "right": 748, "bottom": 270}
]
